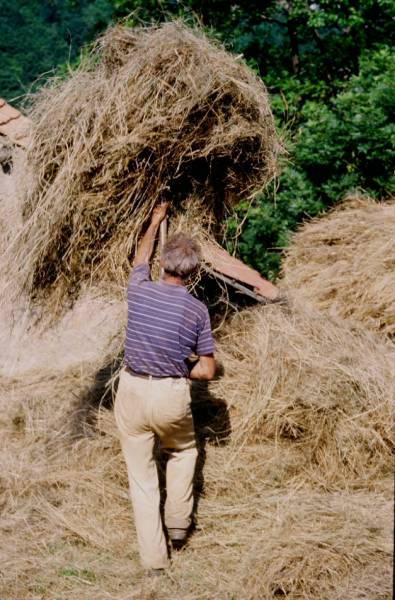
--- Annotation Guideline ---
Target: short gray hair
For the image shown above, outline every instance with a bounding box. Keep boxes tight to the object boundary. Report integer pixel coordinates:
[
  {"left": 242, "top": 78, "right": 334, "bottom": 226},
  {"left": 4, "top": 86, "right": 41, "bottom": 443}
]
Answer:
[{"left": 161, "top": 233, "right": 201, "bottom": 278}]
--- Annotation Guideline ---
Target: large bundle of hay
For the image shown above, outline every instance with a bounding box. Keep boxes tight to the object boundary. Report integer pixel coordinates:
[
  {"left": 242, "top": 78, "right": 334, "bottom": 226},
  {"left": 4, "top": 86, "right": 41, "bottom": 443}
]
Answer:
[
  {"left": 282, "top": 196, "right": 395, "bottom": 338},
  {"left": 2, "top": 21, "right": 280, "bottom": 306}
]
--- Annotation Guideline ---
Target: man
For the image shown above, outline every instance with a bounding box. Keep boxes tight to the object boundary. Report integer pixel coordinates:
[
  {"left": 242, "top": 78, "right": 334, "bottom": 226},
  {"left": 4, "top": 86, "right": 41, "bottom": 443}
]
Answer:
[{"left": 114, "top": 203, "right": 215, "bottom": 573}]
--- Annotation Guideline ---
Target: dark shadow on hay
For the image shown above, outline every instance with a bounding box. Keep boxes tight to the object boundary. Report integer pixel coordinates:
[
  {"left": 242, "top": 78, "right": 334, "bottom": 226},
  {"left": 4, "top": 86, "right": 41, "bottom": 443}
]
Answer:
[
  {"left": 71, "top": 355, "right": 123, "bottom": 437},
  {"left": 196, "top": 272, "right": 263, "bottom": 326},
  {"left": 0, "top": 142, "right": 13, "bottom": 174},
  {"left": 190, "top": 373, "right": 230, "bottom": 513}
]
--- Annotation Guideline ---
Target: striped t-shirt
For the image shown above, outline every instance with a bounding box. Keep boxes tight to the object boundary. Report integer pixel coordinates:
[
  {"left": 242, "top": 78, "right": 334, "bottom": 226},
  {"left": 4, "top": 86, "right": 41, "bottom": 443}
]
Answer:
[{"left": 125, "top": 263, "right": 214, "bottom": 377}]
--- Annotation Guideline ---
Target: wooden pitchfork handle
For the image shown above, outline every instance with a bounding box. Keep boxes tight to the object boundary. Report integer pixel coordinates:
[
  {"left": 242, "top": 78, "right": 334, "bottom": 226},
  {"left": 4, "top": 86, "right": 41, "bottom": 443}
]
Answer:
[{"left": 159, "top": 204, "right": 168, "bottom": 277}]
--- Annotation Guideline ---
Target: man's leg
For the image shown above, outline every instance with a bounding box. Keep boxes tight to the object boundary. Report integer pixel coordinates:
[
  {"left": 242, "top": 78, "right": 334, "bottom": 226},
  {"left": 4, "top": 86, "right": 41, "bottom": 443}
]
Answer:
[
  {"left": 119, "top": 431, "right": 170, "bottom": 569},
  {"left": 162, "top": 406, "right": 198, "bottom": 533},
  {"left": 114, "top": 370, "right": 169, "bottom": 569}
]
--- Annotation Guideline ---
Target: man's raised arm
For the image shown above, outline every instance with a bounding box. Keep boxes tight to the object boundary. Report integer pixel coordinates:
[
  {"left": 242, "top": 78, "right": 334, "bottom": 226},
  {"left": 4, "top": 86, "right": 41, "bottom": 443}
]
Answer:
[{"left": 134, "top": 203, "right": 168, "bottom": 266}]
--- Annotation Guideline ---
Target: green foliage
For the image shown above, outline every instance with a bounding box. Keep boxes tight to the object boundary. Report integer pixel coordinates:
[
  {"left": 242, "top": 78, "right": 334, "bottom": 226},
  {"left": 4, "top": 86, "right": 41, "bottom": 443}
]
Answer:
[
  {"left": 227, "top": 167, "right": 324, "bottom": 280},
  {"left": 0, "top": 0, "right": 114, "bottom": 102},
  {"left": 297, "top": 46, "right": 395, "bottom": 201},
  {"left": 183, "top": 0, "right": 395, "bottom": 95},
  {"left": 234, "top": 46, "right": 395, "bottom": 278}
]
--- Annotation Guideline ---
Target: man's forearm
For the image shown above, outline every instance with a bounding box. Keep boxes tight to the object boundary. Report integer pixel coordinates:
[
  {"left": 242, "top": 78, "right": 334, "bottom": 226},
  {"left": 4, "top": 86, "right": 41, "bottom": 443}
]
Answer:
[
  {"left": 189, "top": 356, "right": 216, "bottom": 380},
  {"left": 134, "top": 221, "right": 160, "bottom": 265}
]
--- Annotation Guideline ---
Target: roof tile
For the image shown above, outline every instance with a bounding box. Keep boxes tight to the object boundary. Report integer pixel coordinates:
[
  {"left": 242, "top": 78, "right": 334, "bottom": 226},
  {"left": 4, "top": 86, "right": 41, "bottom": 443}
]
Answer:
[
  {"left": 0, "top": 102, "right": 21, "bottom": 125},
  {"left": 0, "top": 100, "right": 31, "bottom": 147}
]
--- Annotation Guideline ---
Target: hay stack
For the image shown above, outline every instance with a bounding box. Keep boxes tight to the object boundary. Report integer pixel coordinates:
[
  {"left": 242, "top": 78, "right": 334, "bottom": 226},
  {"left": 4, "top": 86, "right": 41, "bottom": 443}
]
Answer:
[
  {"left": 2, "top": 21, "right": 280, "bottom": 307},
  {"left": 282, "top": 196, "right": 395, "bottom": 338},
  {"left": 213, "top": 299, "right": 395, "bottom": 486}
]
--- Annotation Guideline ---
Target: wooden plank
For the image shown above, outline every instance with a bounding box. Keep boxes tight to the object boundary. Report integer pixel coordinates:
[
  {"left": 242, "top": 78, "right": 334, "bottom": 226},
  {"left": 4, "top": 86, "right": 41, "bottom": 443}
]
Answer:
[
  {"left": 203, "top": 265, "right": 268, "bottom": 303},
  {"left": 201, "top": 240, "right": 279, "bottom": 300}
]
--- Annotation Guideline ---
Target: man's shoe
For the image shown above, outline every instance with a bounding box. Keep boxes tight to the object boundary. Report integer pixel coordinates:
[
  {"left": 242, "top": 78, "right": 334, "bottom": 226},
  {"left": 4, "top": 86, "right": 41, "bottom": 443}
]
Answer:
[{"left": 168, "top": 528, "right": 188, "bottom": 550}]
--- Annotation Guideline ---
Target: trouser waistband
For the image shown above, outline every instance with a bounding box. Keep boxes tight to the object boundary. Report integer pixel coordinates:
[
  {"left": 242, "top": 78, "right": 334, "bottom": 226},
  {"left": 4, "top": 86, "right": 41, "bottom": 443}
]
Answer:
[{"left": 124, "top": 365, "right": 185, "bottom": 381}]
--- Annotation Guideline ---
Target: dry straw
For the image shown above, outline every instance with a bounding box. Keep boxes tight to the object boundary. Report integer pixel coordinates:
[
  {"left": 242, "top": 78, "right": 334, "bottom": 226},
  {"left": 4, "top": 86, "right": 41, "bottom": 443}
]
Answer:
[
  {"left": 0, "top": 147, "right": 26, "bottom": 254},
  {"left": 2, "top": 21, "right": 280, "bottom": 308},
  {"left": 1, "top": 296, "right": 393, "bottom": 599},
  {"left": 282, "top": 195, "right": 395, "bottom": 338},
  {"left": 212, "top": 300, "right": 395, "bottom": 485}
]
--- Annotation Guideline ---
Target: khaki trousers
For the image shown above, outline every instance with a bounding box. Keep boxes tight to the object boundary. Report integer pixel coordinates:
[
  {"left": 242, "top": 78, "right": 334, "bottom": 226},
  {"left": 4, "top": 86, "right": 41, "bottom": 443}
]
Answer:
[{"left": 114, "top": 368, "right": 197, "bottom": 569}]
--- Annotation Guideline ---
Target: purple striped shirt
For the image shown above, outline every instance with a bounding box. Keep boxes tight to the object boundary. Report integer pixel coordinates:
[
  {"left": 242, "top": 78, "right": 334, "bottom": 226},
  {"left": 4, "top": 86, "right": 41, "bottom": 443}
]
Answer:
[{"left": 125, "top": 264, "right": 214, "bottom": 377}]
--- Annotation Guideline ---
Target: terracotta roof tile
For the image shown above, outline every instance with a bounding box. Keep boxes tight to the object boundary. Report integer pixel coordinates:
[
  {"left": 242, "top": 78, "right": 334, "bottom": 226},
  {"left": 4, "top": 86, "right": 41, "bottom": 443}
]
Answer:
[
  {"left": 0, "top": 102, "right": 21, "bottom": 125},
  {"left": 0, "top": 99, "right": 31, "bottom": 147}
]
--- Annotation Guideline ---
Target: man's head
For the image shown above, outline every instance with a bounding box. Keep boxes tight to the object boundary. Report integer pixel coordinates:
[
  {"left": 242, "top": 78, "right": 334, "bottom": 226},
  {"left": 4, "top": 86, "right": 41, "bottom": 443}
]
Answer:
[{"left": 161, "top": 233, "right": 201, "bottom": 279}]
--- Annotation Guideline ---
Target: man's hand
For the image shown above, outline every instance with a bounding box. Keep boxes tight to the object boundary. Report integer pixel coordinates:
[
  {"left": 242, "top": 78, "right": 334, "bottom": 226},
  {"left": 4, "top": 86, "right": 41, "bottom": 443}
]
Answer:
[
  {"left": 150, "top": 203, "right": 169, "bottom": 226},
  {"left": 189, "top": 355, "right": 216, "bottom": 381}
]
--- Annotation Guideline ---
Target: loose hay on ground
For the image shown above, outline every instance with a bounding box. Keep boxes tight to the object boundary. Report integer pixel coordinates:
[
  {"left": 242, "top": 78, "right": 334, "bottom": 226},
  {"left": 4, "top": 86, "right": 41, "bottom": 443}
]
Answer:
[
  {"left": 281, "top": 195, "right": 395, "bottom": 338},
  {"left": 1, "top": 295, "right": 393, "bottom": 599},
  {"left": 0, "top": 284, "right": 124, "bottom": 379}
]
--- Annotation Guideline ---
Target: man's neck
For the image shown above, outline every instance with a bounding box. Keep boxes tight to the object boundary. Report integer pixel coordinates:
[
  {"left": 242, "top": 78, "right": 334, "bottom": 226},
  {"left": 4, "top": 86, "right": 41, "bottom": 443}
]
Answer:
[{"left": 161, "top": 273, "right": 185, "bottom": 286}]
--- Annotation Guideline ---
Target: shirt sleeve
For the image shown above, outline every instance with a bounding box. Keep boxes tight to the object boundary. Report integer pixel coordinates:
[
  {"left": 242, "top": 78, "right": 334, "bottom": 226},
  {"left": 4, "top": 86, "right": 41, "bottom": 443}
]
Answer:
[
  {"left": 196, "top": 307, "right": 215, "bottom": 355},
  {"left": 129, "top": 263, "right": 151, "bottom": 285}
]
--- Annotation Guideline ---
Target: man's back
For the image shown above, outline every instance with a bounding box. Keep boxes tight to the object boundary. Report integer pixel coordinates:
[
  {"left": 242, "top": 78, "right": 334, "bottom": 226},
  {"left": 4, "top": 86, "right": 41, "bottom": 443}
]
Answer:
[{"left": 125, "top": 264, "right": 214, "bottom": 377}]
